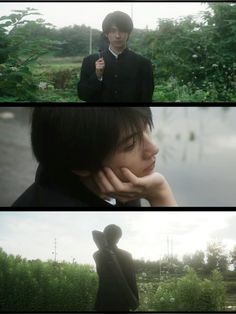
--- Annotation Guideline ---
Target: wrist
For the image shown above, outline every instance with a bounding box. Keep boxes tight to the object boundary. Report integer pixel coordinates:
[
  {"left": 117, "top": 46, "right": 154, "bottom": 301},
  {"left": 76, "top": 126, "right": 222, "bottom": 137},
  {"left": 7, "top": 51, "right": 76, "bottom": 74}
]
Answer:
[{"left": 146, "top": 176, "right": 177, "bottom": 206}]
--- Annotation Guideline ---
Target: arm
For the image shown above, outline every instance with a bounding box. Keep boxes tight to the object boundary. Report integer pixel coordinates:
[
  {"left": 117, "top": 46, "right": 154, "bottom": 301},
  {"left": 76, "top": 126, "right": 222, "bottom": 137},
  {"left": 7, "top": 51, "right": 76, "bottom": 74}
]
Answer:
[
  {"left": 94, "top": 167, "right": 177, "bottom": 207},
  {"left": 77, "top": 56, "right": 103, "bottom": 101}
]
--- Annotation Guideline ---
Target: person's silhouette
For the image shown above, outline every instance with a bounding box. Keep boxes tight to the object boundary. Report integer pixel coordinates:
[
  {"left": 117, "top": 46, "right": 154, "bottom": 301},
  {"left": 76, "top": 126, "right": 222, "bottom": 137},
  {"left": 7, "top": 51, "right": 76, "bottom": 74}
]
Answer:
[{"left": 93, "top": 224, "right": 139, "bottom": 312}]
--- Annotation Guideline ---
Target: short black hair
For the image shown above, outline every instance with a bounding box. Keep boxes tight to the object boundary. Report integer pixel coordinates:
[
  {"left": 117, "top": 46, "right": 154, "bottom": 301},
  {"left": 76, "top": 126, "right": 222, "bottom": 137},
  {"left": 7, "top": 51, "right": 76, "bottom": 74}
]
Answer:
[
  {"left": 31, "top": 107, "right": 153, "bottom": 176},
  {"left": 102, "top": 11, "right": 133, "bottom": 34},
  {"left": 103, "top": 224, "right": 122, "bottom": 246}
]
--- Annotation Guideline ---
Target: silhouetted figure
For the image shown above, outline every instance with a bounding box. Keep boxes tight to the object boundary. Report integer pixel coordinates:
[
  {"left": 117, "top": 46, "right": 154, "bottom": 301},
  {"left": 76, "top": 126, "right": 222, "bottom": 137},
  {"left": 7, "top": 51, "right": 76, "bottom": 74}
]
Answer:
[{"left": 92, "top": 225, "right": 139, "bottom": 312}]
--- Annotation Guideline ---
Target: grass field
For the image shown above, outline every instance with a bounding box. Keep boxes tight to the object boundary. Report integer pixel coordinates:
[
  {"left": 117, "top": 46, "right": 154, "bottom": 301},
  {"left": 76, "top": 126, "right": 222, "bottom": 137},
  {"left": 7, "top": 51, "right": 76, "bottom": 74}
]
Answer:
[
  {"left": 30, "top": 55, "right": 82, "bottom": 102},
  {"left": 33, "top": 55, "right": 83, "bottom": 73}
]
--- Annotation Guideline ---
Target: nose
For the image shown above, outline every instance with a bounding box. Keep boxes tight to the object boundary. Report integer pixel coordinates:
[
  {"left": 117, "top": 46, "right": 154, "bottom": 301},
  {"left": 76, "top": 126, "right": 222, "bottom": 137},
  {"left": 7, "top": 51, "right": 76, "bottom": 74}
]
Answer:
[
  {"left": 143, "top": 135, "right": 159, "bottom": 159},
  {"left": 115, "top": 31, "right": 121, "bottom": 38}
]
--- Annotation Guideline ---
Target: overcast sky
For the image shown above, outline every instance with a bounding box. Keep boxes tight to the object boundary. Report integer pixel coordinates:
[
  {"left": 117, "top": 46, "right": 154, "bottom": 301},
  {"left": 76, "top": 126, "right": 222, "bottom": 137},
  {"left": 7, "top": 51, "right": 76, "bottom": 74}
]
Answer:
[
  {"left": 0, "top": 2, "right": 209, "bottom": 30},
  {"left": 0, "top": 211, "right": 235, "bottom": 267}
]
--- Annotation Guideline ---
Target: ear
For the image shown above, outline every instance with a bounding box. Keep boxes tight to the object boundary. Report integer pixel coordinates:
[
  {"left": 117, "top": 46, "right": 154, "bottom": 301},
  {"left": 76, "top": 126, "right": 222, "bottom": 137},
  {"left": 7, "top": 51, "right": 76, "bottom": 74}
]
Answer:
[{"left": 73, "top": 170, "right": 91, "bottom": 177}]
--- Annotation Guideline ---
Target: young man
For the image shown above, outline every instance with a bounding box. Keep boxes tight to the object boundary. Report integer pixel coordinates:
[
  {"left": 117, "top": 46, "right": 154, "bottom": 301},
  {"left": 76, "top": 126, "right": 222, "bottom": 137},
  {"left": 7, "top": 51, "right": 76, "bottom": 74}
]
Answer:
[
  {"left": 78, "top": 11, "right": 154, "bottom": 102},
  {"left": 93, "top": 224, "right": 139, "bottom": 312},
  {"left": 12, "top": 107, "right": 177, "bottom": 207}
]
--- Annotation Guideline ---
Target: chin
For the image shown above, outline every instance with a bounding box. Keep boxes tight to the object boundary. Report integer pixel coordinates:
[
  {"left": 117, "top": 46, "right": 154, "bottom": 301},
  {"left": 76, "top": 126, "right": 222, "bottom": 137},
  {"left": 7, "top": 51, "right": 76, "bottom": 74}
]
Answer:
[{"left": 144, "top": 169, "right": 156, "bottom": 176}]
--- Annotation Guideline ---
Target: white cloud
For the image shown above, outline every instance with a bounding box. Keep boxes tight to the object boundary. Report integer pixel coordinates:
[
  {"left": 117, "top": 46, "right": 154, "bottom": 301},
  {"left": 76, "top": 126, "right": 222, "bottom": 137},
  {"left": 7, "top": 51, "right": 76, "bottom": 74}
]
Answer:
[{"left": 0, "top": 211, "right": 235, "bottom": 265}]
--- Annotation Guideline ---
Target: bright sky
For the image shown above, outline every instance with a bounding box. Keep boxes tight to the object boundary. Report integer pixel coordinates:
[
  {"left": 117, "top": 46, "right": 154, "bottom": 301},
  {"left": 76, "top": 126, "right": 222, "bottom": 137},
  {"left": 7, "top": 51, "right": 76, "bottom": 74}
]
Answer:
[
  {"left": 0, "top": 211, "right": 235, "bottom": 267},
  {"left": 0, "top": 2, "right": 209, "bottom": 30}
]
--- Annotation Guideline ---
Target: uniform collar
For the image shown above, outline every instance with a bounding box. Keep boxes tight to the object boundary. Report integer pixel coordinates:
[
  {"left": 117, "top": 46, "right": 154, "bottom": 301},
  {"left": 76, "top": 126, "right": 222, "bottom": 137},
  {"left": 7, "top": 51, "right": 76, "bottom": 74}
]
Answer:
[{"left": 108, "top": 46, "right": 129, "bottom": 59}]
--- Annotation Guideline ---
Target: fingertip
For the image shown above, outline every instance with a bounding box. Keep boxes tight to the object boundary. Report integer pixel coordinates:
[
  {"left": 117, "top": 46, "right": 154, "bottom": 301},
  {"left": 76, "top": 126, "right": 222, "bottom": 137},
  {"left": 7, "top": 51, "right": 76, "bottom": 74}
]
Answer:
[{"left": 121, "top": 167, "right": 132, "bottom": 174}]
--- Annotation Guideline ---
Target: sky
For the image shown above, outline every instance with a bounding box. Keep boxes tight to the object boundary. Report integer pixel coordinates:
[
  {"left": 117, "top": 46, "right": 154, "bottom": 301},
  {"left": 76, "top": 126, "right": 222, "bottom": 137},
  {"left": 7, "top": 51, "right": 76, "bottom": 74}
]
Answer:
[
  {"left": 0, "top": 211, "right": 235, "bottom": 267},
  {"left": 0, "top": 2, "right": 209, "bottom": 30}
]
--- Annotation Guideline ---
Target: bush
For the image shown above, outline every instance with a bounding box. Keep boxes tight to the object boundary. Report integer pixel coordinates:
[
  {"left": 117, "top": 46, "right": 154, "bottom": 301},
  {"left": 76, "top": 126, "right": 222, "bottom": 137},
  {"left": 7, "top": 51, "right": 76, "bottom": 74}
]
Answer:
[
  {"left": 0, "top": 248, "right": 98, "bottom": 311},
  {"left": 148, "top": 268, "right": 225, "bottom": 311},
  {"left": 0, "top": 9, "right": 55, "bottom": 101},
  {"left": 152, "top": 77, "right": 235, "bottom": 102}
]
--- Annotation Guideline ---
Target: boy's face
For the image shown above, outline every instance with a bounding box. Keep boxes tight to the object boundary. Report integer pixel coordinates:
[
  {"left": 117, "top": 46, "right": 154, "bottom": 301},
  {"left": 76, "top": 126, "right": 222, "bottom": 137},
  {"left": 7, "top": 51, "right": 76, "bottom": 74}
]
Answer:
[
  {"left": 106, "top": 25, "right": 129, "bottom": 51},
  {"left": 102, "top": 126, "right": 159, "bottom": 181}
]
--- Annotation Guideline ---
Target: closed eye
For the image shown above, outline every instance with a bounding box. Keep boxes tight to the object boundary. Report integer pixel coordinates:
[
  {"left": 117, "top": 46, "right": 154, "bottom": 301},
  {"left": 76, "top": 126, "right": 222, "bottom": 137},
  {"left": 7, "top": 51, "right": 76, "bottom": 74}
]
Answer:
[{"left": 124, "top": 140, "right": 137, "bottom": 151}]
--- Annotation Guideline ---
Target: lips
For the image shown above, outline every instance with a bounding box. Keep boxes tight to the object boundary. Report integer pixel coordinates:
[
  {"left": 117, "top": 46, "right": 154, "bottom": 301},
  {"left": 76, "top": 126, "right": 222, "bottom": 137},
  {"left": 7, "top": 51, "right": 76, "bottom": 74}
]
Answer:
[{"left": 144, "top": 161, "right": 156, "bottom": 172}]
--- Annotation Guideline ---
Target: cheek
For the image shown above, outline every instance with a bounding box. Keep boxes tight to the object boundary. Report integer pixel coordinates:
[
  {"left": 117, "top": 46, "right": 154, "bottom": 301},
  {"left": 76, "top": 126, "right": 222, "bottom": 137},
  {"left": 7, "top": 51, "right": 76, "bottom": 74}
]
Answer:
[{"left": 110, "top": 154, "right": 144, "bottom": 180}]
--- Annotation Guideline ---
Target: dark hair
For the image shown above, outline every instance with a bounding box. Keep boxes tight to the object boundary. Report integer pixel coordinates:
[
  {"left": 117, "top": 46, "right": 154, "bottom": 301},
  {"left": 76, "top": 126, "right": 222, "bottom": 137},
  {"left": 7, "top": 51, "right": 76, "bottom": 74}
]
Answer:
[
  {"left": 31, "top": 107, "right": 153, "bottom": 176},
  {"left": 103, "top": 224, "right": 122, "bottom": 246},
  {"left": 102, "top": 11, "right": 133, "bottom": 34}
]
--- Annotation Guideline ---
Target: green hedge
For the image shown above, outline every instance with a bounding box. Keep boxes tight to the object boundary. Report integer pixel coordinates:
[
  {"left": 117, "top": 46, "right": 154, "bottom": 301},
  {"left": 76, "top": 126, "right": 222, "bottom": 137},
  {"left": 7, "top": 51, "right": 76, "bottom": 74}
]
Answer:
[
  {"left": 138, "top": 268, "right": 226, "bottom": 311},
  {"left": 0, "top": 248, "right": 98, "bottom": 311}
]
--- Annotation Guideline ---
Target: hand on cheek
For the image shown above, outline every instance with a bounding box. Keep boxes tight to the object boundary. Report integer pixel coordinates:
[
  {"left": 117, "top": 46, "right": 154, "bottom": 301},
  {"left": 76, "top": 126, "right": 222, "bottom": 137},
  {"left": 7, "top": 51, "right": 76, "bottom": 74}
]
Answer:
[
  {"left": 94, "top": 167, "right": 142, "bottom": 203},
  {"left": 93, "top": 167, "right": 177, "bottom": 206}
]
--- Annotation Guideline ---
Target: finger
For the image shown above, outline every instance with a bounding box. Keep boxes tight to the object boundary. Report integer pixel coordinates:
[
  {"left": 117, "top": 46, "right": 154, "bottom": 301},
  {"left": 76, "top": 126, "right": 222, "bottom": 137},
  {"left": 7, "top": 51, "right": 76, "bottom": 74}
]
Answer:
[
  {"left": 93, "top": 174, "right": 106, "bottom": 195},
  {"left": 120, "top": 168, "right": 140, "bottom": 185},
  {"left": 103, "top": 168, "right": 126, "bottom": 192},
  {"left": 97, "top": 59, "right": 105, "bottom": 65},
  {"left": 96, "top": 170, "right": 115, "bottom": 195},
  {"left": 96, "top": 64, "right": 105, "bottom": 69}
]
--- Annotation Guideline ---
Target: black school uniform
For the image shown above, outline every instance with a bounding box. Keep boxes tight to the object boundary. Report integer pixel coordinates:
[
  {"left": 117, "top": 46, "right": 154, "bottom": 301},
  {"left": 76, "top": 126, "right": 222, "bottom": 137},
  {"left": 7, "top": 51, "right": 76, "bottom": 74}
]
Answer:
[
  {"left": 12, "top": 165, "right": 141, "bottom": 207},
  {"left": 94, "top": 245, "right": 139, "bottom": 312},
  {"left": 78, "top": 48, "right": 154, "bottom": 103}
]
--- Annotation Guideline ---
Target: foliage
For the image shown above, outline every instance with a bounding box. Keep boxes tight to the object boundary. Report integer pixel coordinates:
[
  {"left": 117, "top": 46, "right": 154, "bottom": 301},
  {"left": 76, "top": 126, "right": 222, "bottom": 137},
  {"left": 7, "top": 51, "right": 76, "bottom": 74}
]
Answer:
[
  {"left": 0, "top": 247, "right": 97, "bottom": 311},
  {"left": 0, "top": 247, "right": 234, "bottom": 312},
  {"left": 135, "top": 3, "right": 236, "bottom": 102},
  {"left": 134, "top": 241, "right": 234, "bottom": 284},
  {"left": 53, "top": 25, "right": 101, "bottom": 57},
  {"left": 183, "top": 250, "right": 206, "bottom": 275},
  {"left": 230, "top": 246, "right": 236, "bottom": 271},
  {"left": 152, "top": 77, "right": 216, "bottom": 102},
  {"left": 0, "top": 8, "right": 56, "bottom": 101},
  {"left": 138, "top": 268, "right": 226, "bottom": 311},
  {"left": 1, "top": 3, "right": 236, "bottom": 102},
  {"left": 206, "top": 241, "right": 229, "bottom": 274}
]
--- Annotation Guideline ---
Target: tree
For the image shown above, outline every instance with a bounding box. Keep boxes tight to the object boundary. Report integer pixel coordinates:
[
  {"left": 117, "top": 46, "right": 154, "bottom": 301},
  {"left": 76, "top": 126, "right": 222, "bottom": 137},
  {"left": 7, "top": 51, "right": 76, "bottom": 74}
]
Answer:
[
  {"left": 229, "top": 245, "right": 236, "bottom": 271},
  {"left": 54, "top": 25, "right": 101, "bottom": 57},
  {"left": 183, "top": 251, "right": 206, "bottom": 275},
  {"left": 206, "top": 242, "right": 229, "bottom": 274},
  {"left": 0, "top": 8, "right": 56, "bottom": 101}
]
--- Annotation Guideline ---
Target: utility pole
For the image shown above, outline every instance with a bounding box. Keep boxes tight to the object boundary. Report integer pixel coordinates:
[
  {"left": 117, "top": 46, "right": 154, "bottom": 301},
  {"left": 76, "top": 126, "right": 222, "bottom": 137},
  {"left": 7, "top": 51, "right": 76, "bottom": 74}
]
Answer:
[
  {"left": 171, "top": 236, "right": 173, "bottom": 258},
  {"left": 89, "top": 27, "right": 92, "bottom": 55},
  {"left": 167, "top": 236, "right": 169, "bottom": 259},
  {"left": 52, "top": 238, "right": 57, "bottom": 262},
  {"left": 159, "top": 256, "right": 162, "bottom": 280}
]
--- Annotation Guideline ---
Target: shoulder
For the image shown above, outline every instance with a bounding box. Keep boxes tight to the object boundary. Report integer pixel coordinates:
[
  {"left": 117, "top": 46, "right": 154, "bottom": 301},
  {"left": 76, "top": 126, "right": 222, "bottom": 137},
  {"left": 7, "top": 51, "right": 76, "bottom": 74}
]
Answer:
[
  {"left": 12, "top": 181, "right": 89, "bottom": 207},
  {"left": 116, "top": 248, "right": 132, "bottom": 259},
  {"left": 127, "top": 49, "right": 151, "bottom": 64},
  {"left": 12, "top": 183, "right": 37, "bottom": 207}
]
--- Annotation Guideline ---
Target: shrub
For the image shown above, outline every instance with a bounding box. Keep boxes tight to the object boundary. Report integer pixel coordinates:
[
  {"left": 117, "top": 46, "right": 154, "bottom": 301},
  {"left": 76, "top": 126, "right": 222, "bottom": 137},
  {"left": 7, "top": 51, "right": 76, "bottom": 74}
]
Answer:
[
  {"left": 0, "top": 9, "right": 55, "bottom": 101},
  {"left": 0, "top": 248, "right": 97, "bottom": 311},
  {"left": 148, "top": 268, "right": 225, "bottom": 311}
]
